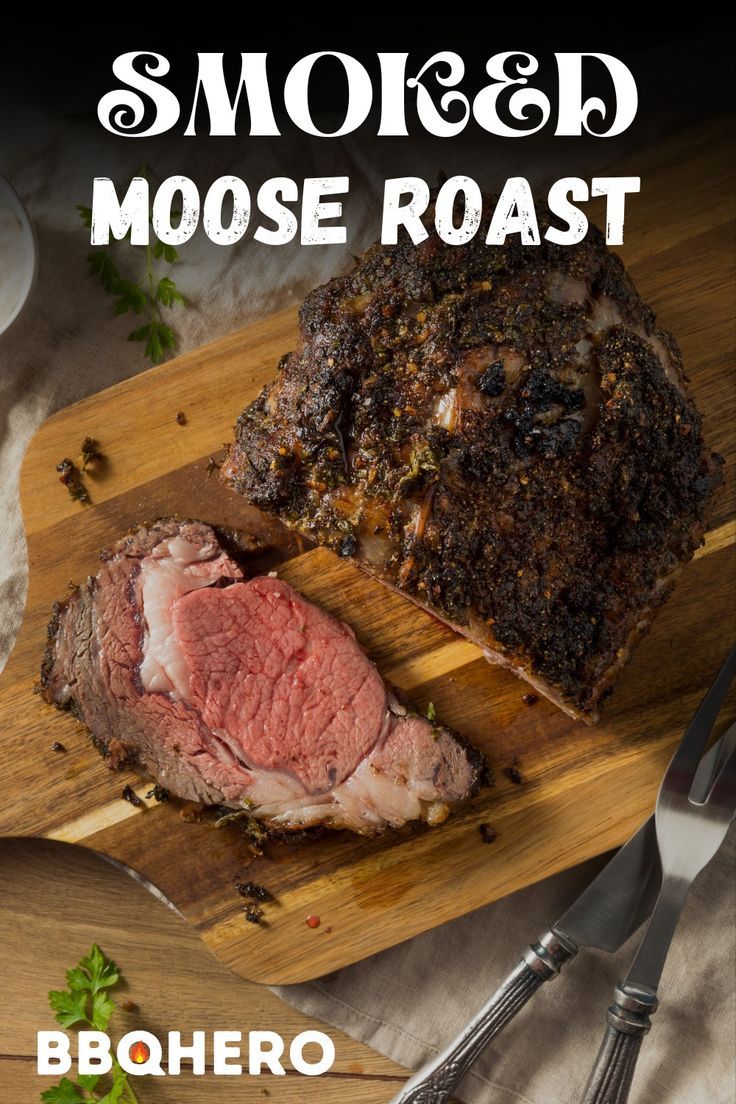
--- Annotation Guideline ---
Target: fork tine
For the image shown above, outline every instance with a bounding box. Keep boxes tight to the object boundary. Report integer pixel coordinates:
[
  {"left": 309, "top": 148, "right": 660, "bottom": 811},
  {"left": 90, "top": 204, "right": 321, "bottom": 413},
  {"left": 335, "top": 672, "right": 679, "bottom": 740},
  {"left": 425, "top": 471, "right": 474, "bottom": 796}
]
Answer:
[
  {"left": 690, "top": 722, "right": 736, "bottom": 805},
  {"left": 669, "top": 646, "right": 736, "bottom": 780}
]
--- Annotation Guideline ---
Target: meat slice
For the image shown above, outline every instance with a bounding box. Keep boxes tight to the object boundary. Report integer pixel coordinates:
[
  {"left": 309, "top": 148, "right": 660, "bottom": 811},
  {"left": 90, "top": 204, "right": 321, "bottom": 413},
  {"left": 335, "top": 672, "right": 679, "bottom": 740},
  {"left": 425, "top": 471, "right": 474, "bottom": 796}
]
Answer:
[
  {"left": 222, "top": 205, "right": 723, "bottom": 721},
  {"left": 41, "top": 519, "right": 481, "bottom": 834}
]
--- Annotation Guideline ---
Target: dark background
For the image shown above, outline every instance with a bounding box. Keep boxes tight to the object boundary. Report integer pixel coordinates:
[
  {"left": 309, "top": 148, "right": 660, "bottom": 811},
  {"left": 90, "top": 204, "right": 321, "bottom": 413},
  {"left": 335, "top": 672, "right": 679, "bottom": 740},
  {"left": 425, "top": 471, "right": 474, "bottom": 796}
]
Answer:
[{"left": 1, "top": 24, "right": 733, "bottom": 137}]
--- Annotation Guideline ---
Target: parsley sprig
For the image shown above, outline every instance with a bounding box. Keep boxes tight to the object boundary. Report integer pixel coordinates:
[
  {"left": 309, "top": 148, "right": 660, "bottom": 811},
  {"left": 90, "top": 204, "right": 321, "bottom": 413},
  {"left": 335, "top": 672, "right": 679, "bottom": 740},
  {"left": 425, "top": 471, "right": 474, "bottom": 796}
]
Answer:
[
  {"left": 42, "top": 944, "right": 140, "bottom": 1104},
  {"left": 77, "top": 201, "right": 186, "bottom": 365}
]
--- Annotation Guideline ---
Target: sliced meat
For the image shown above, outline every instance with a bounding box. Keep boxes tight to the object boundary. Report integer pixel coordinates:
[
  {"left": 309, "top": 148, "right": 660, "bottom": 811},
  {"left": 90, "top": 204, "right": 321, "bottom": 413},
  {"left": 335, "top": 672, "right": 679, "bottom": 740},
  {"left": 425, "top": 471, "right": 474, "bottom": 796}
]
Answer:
[
  {"left": 222, "top": 202, "right": 723, "bottom": 721},
  {"left": 41, "top": 519, "right": 481, "bottom": 834}
]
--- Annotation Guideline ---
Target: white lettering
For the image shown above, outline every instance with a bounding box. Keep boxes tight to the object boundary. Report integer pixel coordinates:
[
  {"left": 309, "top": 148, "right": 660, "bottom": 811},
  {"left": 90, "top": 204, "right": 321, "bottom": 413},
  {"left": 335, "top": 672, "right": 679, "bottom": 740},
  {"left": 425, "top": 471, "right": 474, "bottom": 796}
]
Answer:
[
  {"left": 486, "top": 177, "right": 540, "bottom": 244},
  {"left": 407, "top": 52, "right": 469, "bottom": 138},
  {"left": 90, "top": 177, "right": 148, "bottom": 245},
  {"left": 185, "top": 53, "right": 279, "bottom": 136},
  {"left": 79, "top": 1032, "right": 113, "bottom": 1076},
  {"left": 473, "top": 52, "right": 550, "bottom": 137},
  {"left": 284, "top": 53, "right": 372, "bottom": 137},
  {"left": 289, "top": 1031, "right": 335, "bottom": 1076},
  {"left": 591, "top": 177, "right": 640, "bottom": 244},
  {"left": 377, "top": 53, "right": 409, "bottom": 136},
  {"left": 300, "top": 177, "right": 349, "bottom": 245},
  {"left": 117, "top": 1032, "right": 165, "bottom": 1076},
  {"left": 435, "top": 176, "right": 483, "bottom": 245},
  {"left": 556, "top": 53, "right": 638, "bottom": 137},
  {"left": 37, "top": 1031, "right": 72, "bottom": 1076},
  {"left": 203, "top": 176, "right": 251, "bottom": 245},
  {"left": 167, "top": 1031, "right": 206, "bottom": 1075},
  {"left": 254, "top": 178, "right": 300, "bottom": 245},
  {"left": 213, "top": 1031, "right": 243, "bottom": 1075},
  {"left": 152, "top": 176, "right": 200, "bottom": 245},
  {"left": 97, "top": 52, "right": 180, "bottom": 137},
  {"left": 545, "top": 177, "right": 589, "bottom": 244},
  {"left": 381, "top": 178, "right": 430, "bottom": 244},
  {"left": 248, "top": 1031, "right": 286, "bottom": 1075}
]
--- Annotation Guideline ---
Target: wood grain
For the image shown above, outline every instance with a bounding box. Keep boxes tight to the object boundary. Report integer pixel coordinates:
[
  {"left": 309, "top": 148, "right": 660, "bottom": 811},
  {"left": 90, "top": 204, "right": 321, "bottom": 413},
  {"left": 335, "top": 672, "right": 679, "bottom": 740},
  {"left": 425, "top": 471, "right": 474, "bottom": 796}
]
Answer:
[
  {"left": 0, "top": 837, "right": 408, "bottom": 1103},
  {"left": 0, "top": 118, "right": 733, "bottom": 986}
]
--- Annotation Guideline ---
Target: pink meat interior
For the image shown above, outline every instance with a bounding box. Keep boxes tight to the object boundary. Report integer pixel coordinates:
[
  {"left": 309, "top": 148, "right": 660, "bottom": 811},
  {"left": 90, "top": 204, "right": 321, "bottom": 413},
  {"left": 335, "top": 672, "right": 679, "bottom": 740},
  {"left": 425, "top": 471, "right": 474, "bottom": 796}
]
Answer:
[{"left": 172, "top": 577, "right": 387, "bottom": 793}]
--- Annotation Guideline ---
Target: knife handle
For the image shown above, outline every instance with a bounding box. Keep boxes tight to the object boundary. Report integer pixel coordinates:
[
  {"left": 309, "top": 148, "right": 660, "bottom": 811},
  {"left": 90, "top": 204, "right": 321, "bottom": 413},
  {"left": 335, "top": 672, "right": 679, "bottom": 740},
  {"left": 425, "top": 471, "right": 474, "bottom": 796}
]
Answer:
[
  {"left": 581, "top": 984, "right": 658, "bottom": 1104},
  {"left": 389, "top": 928, "right": 577, "bottom": 1104}
]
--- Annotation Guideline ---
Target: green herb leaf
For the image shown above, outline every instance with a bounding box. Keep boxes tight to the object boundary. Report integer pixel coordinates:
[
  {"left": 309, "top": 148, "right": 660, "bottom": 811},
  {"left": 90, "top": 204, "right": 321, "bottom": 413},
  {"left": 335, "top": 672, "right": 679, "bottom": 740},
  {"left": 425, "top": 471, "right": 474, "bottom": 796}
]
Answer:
[
  {"left": 155, "top": 276, "right": 185, "bottom": 308},
  {"left": 112, "top": 279, "right": 147, "bottom": 317},
  {"left": 96, "top": 1066, "right": 130, "bottom": 1104},
  {"left": 48, "top": 988, "right": 89, "bottom": 1029},
  {"left": 426, "top": 701, "right": 437, "bottom": 722},
  {"left": 87, "top": 250, "right": 121, "bottom": 294},
  {"left": 127, "top": 321, "right": 176, "bottom": 363},
  {"left": 43, "top": 948, "right": 137, "bottom": 1104},
  {"left": 64, "top": 967, "right": 90, "bottom": 992},
  {"left": 73, "top": 944, "right": 120, "bottom": 994},
  {"left": 127, "top": 324, "right": 151, "bottom": 343},
  {"left": 91, "top": 990, "right": 116, "bottom": 1032},
  {"left": 96, "top": 1084, "right": 125, "bottom": 1104},
  {"left": 159, "top": 322, "right": 176, "bottom": 347},
  {"left": 76, "top": 205, "right": 93, "bottom": 230},
  {"left": 147, "top": 321, "right": 175, "bottom": 363},
  {"left": 152, "top": 239, "right": 179, "bottom": 264},
  {"left": 146, "top": 326, "right": 163, "bottom": 363},
  {"left": 40, "top": 1078, "right": 86, "bottom": 1104},
  {"left": 79, "top": 182, "right": 186, "bottom": 366},
  {"left": 76, "top": 1074, "right": 100, "bottom": 1091}
]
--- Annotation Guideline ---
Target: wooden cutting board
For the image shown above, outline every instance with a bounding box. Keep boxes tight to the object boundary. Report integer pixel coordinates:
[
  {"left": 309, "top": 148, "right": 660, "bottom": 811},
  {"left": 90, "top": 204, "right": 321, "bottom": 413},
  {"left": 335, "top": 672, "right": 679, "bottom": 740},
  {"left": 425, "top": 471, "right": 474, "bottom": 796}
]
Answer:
[{"left": 0, "top": 118, "right": 733, "bottom": 985}]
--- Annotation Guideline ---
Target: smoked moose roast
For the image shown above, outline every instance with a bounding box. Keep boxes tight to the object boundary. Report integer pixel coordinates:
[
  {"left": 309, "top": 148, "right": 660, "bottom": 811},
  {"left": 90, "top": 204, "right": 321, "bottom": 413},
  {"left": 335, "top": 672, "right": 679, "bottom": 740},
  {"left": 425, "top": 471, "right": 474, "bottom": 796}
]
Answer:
[{"left": 223, "top": 204, "right": 722, "bottom": 721}]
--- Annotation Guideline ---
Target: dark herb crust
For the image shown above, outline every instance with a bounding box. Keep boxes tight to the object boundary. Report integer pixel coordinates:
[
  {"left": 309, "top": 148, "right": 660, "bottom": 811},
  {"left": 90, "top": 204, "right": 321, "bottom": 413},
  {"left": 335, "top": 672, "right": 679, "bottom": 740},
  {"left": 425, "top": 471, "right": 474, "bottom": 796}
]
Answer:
[
  {"left": 234, "top": 210, "right": 717, "bottom": 715},
  {"left": 225, "top": 229, "right": 721, "bottom": 713}
]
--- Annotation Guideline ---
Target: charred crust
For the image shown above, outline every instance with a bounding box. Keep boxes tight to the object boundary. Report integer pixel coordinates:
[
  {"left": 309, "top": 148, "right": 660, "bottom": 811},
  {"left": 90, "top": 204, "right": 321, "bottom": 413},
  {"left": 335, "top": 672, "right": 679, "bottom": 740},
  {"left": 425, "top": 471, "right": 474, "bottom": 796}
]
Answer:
[
  {"left": 39, "top": 601, "right": 65, "bottom": 694},
  {"left": 90, "top": 732, "right": 133, "bottom": 771},
  {"left": 464, "top": 742, "right": 491, "bottom": 793},
  {"left": 478, "top": 361, "right": 506, "bottom": 397},
  {"left": 224, "top": 196, "right": 723, "bottom": 716}
]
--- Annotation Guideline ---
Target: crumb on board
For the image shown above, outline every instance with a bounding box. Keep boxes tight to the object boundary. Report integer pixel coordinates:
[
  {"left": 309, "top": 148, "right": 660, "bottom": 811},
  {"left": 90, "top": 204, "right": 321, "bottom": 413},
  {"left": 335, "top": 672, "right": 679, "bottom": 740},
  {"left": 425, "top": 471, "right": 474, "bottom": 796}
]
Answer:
[
  {"left": 235, "top": 881, "right": 273, "bottom": 902},
  {"left": 56, "top": 458, "right": 89, "bottom": 503},
  {"left": 80, "top": 437, "right": 103, "bottom": 470},
  {"left": 145, "top": 785, "right": 170, "bottom": 802},
  {"left": 479, "top": 823, "right": 497, "bottom": 843},
  {"left": 121, "top": 784, "right": 143, "bottom": 807}
]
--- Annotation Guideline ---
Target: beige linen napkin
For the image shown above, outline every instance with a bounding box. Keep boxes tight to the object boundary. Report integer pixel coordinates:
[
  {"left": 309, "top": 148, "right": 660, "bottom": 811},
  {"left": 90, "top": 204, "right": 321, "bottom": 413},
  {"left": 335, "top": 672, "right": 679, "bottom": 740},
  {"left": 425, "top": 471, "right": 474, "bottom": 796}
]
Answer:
[
  {"left": 274, "top": 829, "right": 735, "bottom": 1104},
  {"left": 1, "top": 104, "right": 734, "bottom": 1104}
]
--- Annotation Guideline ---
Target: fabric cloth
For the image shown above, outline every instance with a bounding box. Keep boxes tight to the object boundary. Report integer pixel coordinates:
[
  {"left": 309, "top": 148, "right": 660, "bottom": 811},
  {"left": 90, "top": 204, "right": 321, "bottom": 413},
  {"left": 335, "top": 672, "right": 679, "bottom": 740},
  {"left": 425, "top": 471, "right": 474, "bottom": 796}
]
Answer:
[
  {"left": 274, "top": 830, "right": 736, "bottom": 1104},
  {"left": 1, "top": 98, "right": 734, "bottom": 1104}
]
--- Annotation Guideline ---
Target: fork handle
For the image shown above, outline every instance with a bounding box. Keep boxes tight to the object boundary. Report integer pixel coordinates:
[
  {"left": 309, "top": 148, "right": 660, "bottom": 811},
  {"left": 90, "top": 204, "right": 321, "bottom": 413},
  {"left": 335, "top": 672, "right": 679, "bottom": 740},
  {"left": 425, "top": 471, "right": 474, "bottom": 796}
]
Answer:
[
  {"left": 389, "top": 928, "right": 577, "bottom": 1104},
  {"left": 582, "top": 984, "right": 658, "bottom": 1104}
]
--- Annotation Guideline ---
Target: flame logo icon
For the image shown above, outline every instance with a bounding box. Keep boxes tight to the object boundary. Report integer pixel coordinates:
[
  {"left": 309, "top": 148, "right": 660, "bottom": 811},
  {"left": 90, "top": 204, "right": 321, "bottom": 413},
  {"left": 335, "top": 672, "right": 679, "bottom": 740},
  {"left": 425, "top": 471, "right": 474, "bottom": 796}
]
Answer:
[{"left": 128, "top": 1040, "right": 150, "bottom": 1065}]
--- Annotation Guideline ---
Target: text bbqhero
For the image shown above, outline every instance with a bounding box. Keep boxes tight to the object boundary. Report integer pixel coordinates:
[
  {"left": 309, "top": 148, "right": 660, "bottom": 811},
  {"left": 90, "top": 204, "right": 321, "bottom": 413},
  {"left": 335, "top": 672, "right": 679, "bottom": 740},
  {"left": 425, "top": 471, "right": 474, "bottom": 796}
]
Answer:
[{"left": 38, "top": 1029, "right": 336, "bottom": 1078}]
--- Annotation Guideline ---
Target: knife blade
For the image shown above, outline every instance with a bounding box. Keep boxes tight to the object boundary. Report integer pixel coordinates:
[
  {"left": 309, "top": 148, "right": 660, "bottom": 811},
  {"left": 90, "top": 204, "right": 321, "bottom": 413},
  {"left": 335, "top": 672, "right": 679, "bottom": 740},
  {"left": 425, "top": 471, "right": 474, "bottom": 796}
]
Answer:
[
  {"left": 390, "top": 815, "right": 662, "bottom": 1104},
  {"left": 554, "top": 732, "right": 726, "bottom": 953},
  {"left": 392, "top": 734, "right": 731, "bottom": 1104},
  {"left": 553, "top": 816, "right": 660, "bottom": 952}
]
